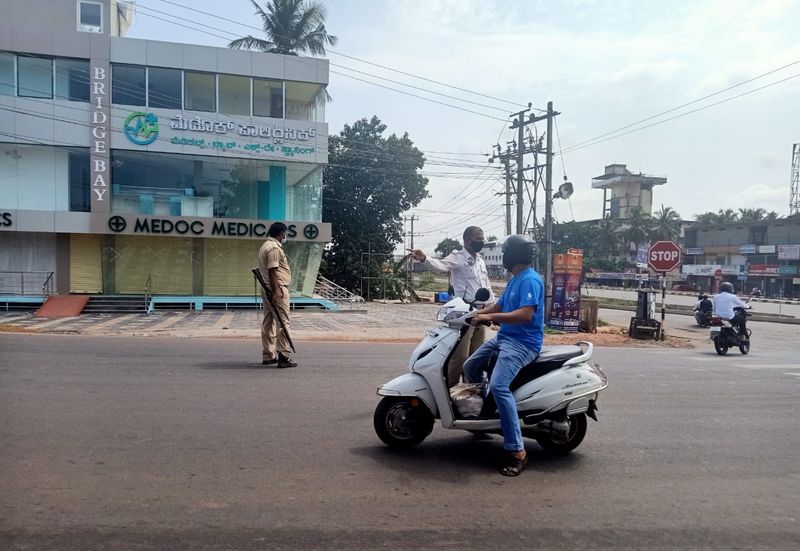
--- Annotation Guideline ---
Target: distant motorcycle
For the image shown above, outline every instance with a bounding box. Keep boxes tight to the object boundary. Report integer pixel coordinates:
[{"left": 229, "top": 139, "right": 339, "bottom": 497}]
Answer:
[
  {"left": 694, "top": 310, "right": 712, "bottom": 328},
  {"left": 709, "top": 306, "right": 751, "bottom": 355}
]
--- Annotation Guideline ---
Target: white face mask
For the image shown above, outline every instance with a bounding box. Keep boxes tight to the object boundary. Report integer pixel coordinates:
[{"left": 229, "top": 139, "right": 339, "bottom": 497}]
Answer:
[{"left": 280, "top": 235, "right": 287, "bottom": 244}]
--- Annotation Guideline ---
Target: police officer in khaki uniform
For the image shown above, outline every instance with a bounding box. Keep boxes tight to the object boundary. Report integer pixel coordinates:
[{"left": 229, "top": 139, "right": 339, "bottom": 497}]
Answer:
[{"left": 258, "top": 222, "right": 297, "bottom": 368}]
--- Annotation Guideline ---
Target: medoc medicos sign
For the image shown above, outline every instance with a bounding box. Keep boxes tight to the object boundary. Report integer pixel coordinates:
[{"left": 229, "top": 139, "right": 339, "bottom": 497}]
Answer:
[{"left": 116, "top": 108, "right": 324, "bottom": 163}]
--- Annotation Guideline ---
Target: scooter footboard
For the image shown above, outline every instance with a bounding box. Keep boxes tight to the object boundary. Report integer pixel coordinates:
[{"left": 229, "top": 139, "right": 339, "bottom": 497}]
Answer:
[{"left": 377, "top": 373, "right": 438, "bottom": 417}]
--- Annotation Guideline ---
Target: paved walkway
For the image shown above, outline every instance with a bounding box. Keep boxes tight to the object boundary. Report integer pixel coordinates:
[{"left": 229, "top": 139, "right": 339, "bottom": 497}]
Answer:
[{"left": 0, "top": 303, "right": 444, "bottom": 342}]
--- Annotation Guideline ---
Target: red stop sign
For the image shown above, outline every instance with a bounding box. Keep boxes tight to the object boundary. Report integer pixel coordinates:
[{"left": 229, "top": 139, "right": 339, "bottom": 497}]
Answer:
[{"left": 648, "top": 241, "right": 682, "bottom": 272}]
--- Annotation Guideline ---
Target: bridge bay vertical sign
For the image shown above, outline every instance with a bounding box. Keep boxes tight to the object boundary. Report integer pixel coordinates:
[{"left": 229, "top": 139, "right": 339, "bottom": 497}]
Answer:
[
  {"left": 548, "top": 248, "right": 584, "bottom": 333},
  {"left": 90, "top": 57, "right": 111, "bottom": 212}
]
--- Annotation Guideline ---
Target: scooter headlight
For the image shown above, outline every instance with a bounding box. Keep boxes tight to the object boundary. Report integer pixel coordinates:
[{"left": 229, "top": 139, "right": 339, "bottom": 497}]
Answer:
[
  {"left": 436, "top": 306, "right": 450, "bottom": 321},
  {"left": 443, "top": 310, "right": 465, "bottom": 322}
]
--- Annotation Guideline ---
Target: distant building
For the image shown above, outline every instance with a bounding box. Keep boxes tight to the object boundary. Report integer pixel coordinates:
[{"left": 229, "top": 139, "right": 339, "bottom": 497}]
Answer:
[
  {"left": 683, "top": 216, "right": 800, "bottom": 297},
  {"left": 592, "top": 164, "right": 667, "bottom": 219}
]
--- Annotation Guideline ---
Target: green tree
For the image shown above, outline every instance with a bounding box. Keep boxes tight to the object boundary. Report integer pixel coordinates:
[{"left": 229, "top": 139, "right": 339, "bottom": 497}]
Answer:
[
  {"left": 322, "top": 116, "right": 429, "bottom": 294},
  {"left": 594, "top": 216, "right": 621, "bottom": 257},
  {"left": 623, "top": 208, "right": 652, "bottom": 254},
  {"left": 486, "top": 235, "right": 499, "bottom": 243},
  {"left": 228, "top": 0, "right": 337, "bottom": 56},
  {"left": 434, "top": 237, "right": 461, "bottom": 257},
  {"left": 650, "top": 204, "right": 682, "bottom": 241},
  {"left": 551, "top": 221, "right": 597, "bottom": 254}
]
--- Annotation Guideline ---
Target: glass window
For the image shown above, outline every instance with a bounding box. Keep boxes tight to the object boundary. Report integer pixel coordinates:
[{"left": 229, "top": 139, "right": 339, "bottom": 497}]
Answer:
[
  {"left": 218, "top": 74, "right": 250, "bottom": 116},
  {"left": 111, "top": 150, "right": 269, "bottom": 219},
  {"left": 78, "top": 1, "right": 103, "bottom": 33},
  {"left": 0, "top": 52, "right": 14, "bottom": 96},
  {"left": 148, "top": 67, "right": 181, "bottom": 109},
  {"left": 55, "top": 58, "right": 90, "bottom": 102},
  {"left": 112, "top": 64, "right": 146, "bottom": 106},
  {"left": 253, "top": 78, "right": 283, "bottom": 118},
  {"left": 17, "top": 55, "right": 53, "bottom": 98},
  {"left": 184, "top": 71, "right": 215, "bottom": 112},
  {"left": 69, "top": 150, "right": 90, "bottom": 212},
  {"left": 285, "top": 81, "right": 324, "bottom": 122}
]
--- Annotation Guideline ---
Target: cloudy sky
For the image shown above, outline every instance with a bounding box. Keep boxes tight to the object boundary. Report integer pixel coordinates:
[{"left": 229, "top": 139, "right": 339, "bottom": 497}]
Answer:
[{"left": 128, "top": 0, "right": 800, "bottom": 249}]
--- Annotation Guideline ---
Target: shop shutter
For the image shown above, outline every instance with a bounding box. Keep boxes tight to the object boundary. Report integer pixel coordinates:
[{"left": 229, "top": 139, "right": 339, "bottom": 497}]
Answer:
[
  {"left": 69, "top": 234, "right": 102, "bottom": 293},
  {"left": 115, "top": 236, "right": 193, "bottom": 295},
  {"left": 203, "top": 239, "right": 262, "bottom": 296}
]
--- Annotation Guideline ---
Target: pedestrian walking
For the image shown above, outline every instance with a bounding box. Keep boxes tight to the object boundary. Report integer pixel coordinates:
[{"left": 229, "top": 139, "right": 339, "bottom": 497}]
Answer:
[{"left": 258, "top": 222, "right": 297, "bottom": 368}]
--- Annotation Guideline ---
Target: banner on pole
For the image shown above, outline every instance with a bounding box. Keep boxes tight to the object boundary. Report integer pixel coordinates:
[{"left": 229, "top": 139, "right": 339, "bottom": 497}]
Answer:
[{"left": 548, "top": 249, "right": 583, "bottom": 333}]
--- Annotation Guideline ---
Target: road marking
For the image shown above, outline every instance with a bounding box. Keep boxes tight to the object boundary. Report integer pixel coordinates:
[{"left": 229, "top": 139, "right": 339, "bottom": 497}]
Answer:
[
  {"left": 784, "top": 373, "right": 800, "bottom": 377},
  {"left": 733, "top": 364, "right": 799, "bottom": 370}
]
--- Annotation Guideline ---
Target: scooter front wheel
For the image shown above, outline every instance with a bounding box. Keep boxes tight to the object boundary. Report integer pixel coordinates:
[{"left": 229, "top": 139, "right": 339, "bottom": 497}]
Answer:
[
  {"left": 374, "top": 397, "right": 434, "bottom": 449},
  {"left": 534, "top": 413, "right": 587, "bottom": 455}
]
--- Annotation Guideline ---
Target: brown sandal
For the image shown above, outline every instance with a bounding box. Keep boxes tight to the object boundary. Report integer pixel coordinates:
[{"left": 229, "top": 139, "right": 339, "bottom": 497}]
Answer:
[{"left": 499, "top": 453, "right": 528, "bottom": 476}]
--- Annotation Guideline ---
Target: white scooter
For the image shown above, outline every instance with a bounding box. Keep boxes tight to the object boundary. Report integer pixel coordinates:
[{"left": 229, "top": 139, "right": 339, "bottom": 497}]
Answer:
[{"left": 374, "top": 288, "right": 608, "bottom": 453}]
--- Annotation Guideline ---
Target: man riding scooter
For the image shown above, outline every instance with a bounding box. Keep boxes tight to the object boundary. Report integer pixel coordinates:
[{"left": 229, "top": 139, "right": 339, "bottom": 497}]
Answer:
[
  {"left": 463, "top": 234, "right": 544, "bottom": 477},
  {"left": 714, "top": 282, "right": 749, "bottom": 340},
  {"left": 692, "top": 294, "right": 713, "bottom": 327}
]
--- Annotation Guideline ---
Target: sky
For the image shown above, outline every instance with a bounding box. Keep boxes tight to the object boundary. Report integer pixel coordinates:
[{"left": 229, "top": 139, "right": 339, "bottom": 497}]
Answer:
[{"left": 127, "top": 0, "right": 800, "bottom": 250}]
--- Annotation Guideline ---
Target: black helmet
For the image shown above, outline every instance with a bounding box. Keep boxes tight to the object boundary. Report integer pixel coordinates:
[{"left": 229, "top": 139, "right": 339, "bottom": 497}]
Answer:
[
  {"left": 719, "top": 282, "right": 734, "bottom": 293},
  {"left": 502, "top": 234, "right": 536, "bottom": 271}
]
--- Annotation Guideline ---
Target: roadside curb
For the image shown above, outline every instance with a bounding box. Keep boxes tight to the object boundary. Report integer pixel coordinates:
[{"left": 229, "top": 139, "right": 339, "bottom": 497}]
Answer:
[{"left": 598, "top": 303, "right": 800, "bottom": 325}]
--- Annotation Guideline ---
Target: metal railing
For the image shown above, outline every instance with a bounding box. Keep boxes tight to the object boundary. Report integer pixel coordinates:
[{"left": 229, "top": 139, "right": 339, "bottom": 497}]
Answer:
[
  {"left": 314, "top": 274, "right": 364, "bottom": 308},
  {"left": 0, "top": 271, "right": 54, "bottom": 295},
  {"left": 144, "top": 273, "right": 152, "bottom": 314},
  {"left": 42, "top": 272, "right": 54, "bottom": 298}
]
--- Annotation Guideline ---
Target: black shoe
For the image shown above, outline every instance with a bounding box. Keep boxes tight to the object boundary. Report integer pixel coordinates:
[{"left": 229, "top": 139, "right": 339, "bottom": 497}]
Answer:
[
  {"left": 262, "top": 358, "right": 278, "bottom": 366},
  {"left": 277, "top": 354, "right": 297, "bottom": 368}
]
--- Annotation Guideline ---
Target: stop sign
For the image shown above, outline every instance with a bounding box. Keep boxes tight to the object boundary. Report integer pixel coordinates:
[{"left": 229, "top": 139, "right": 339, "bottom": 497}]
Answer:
[{"left": 648, "top": 241, "right": 682, "bottom": 272}]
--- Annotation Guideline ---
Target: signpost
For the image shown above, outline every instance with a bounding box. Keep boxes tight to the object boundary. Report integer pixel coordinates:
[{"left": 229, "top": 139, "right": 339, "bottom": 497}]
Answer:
[{"left": 648, "top": 241, "right": 682, "bottom": 340}]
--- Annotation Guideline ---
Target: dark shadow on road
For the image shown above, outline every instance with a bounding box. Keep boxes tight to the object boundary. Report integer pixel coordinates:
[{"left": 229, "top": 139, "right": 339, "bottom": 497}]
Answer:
[{"left": 350, "top": 435, "right": 583, "bottom": 482}]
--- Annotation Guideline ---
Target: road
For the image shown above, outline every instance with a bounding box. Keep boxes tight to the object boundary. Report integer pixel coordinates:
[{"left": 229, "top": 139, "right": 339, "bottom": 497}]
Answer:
[
  {"left": 2, "top": 334, "right": 799, "bottom": 550},
  {"left": 586, "top": 287, "right": 800, "bottom": 318}
]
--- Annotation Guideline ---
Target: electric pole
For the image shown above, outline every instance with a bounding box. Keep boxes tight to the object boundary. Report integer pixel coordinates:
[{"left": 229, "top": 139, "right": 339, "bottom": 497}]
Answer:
[
  {"left": 404, "top": 214, "right": 420, "bottom": 287},
  {"left": 490, "top": 146, "right": 514, "bottom": 236},
  {"left": 544, "top": 101, "right": 555, "bottom": 311}
]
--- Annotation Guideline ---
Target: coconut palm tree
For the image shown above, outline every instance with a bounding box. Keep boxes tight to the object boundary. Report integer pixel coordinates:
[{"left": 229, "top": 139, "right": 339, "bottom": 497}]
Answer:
[
  {"left": 594, "top": 216, "right": 621, "bottom": 258},
  {"left": 650, "top": 204, "right": 682, "bottom": 241},
  {"left": 623, "top": 208, "right": 652, "bottom": 255},
  {"left": 228, "top": 0, "right": 338, "bottom": 56}
]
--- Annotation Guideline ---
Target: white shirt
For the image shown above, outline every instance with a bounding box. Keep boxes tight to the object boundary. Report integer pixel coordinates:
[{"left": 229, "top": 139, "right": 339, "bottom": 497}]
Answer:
[
  {"left": 713, "top": 292, "right": 747, "bottom": 320},
  {"left": 423, "top": 248, "right": 494, "bottom": 304}
]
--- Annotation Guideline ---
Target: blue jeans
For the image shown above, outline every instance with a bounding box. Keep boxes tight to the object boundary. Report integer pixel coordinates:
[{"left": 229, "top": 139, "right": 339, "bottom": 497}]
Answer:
[{"left": 463, "top": 335, "right": 539, "bottom": 452}]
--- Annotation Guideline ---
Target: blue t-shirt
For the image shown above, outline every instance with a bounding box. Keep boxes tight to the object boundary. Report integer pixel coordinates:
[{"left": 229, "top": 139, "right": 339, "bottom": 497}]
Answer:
[{"left": 496, "top": 267, "right": 545, "bottom": 352}]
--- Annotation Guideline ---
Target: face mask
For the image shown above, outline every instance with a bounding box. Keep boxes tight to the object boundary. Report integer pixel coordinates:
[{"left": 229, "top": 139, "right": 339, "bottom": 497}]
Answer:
[
  {"left": 468, "top": 240, "right": 484, "bottom": 253},
  {"left": 281, "top": 235, "right": 287, "bottom": 244}
]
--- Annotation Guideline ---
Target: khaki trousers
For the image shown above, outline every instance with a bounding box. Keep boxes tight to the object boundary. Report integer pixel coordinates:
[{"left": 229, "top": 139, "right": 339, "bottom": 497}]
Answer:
[
  {"left": 261, "top": 286, "right": 292, "bottom": 361},
  {"left": 447, "top": 324, "right": 488, "bottom": 387}
]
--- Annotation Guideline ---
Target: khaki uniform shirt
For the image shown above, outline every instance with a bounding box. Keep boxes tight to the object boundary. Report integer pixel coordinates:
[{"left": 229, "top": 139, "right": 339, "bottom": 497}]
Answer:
[{"left": 259, "top": 237, "right": 292, "bottom": 287}]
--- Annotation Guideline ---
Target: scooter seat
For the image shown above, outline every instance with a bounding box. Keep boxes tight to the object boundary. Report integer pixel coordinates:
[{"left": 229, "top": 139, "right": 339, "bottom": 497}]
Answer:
[
  {"left": 532, "top": 345, "right": 583, "bottom": 364},
  {"left": 509, "top": 345, "right": 584, "bottom": 391}
]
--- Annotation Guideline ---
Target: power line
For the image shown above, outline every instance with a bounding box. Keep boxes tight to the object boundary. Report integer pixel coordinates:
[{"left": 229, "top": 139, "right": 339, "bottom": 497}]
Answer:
[
  {"left": 155, "top": 0, "right": 533, "bottom": 110},
  {"left": 133, "top": 4, "right": 508, "bottom": 121},
  {"left": 561, "top": 70, "right": 800, "bottom": 154},
  {"left": 561, "top": 59, "right": 800, "bottom": 153}
]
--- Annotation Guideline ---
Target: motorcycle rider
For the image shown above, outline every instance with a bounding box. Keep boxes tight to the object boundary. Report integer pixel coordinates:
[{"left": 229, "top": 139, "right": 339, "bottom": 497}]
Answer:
[
  {"left": 692, "top": 294, "right": 713, "bottom": 326},
  {"left": 714, "top": 282, "right": 749, "bottom": 339},
  {"left": 462, "top": 234, "right": 544, "bottom": 477},
  {"left": 409, "top": 226, "right": 495, "bottom": 387}
]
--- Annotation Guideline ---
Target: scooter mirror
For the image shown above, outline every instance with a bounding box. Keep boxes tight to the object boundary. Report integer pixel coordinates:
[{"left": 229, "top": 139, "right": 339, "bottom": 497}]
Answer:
[{"left": 474, "top": 288, "right": 491, "bottom": 303}]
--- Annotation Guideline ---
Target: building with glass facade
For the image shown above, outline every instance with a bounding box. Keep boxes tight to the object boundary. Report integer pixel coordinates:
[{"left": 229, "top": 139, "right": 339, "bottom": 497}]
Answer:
[{"left": 0, "top": 0, "right": 330, "bottom": 301}]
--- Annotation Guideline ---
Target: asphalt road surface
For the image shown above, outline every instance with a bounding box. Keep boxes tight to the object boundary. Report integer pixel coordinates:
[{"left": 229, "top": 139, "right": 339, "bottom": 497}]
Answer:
[{"left": 2, "top": 333, "right": 799, "bottom": 550}]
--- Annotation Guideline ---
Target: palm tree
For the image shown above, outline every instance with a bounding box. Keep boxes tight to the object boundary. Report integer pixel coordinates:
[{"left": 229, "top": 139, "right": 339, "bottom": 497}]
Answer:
[
  {"left": 594, "top": 216, "right": 621, "bottom": 258},
  {"left": 228, "top": 0, "right": 338, "bottom": 56},
  {"left": 650, "top": 204, "right": 682, "bottom": 241},
  {"left": 623, "top": 208, "right": 652, "bottom": 254}
]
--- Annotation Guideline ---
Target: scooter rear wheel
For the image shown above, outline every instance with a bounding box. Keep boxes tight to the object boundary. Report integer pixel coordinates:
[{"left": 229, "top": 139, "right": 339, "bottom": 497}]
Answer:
[
  {"left": 713, "top": 337, "right": 729, "bottom": 355},
  {"left": 534, "top": 413, "right": 587, "bottom": 455},
  {"left": 374, "top": 397, "right": 434, "bottom": 449}
]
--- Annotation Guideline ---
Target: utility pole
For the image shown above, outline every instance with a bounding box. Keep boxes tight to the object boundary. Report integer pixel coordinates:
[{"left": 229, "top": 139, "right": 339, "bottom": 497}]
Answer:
[
  {"left": 404, "top": 214, "right": 420, "bottom": 288},
  {"left": 544, "top": 101, "right": 555, "bottom": 311},
  {"left": 490, "top": 147, "right": 514, "bottom": 236}
]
